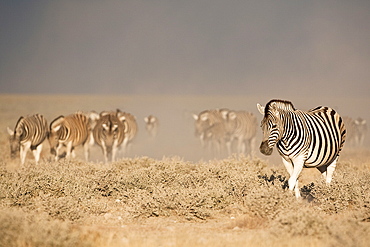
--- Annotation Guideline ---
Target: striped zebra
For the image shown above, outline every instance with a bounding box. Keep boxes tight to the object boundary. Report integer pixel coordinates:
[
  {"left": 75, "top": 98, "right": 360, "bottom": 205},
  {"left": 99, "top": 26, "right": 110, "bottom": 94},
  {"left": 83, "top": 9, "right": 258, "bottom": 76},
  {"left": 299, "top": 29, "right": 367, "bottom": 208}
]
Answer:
[
  {"left": 144, "top": 115, "right": 159, "bottom": 138},
  {"left": 92, "top": 111, "right": 126, "bottom": 163},
  {"left": 116, "top": 109, "right": 138, "bottom": 156},
  {"left": 192, "top": 109, "right": 229, "bottom": 156},
  {"left": 7, "top": 114, "right": 48, "bottom": 165},
  {"left": 223, "top": 110, "right": 257, "bottom": 156},
  {"left": 343, "top": 116, "right": 367, "bottom": 147},
  {"left": 257, "top": 99, "right": 346, "bottom": 198},
  {"left": 354, "top": 118, "right": 367, "bottom": 146},
  {"left": 49, "top": 112, "right": 90, "bottom": 161}
]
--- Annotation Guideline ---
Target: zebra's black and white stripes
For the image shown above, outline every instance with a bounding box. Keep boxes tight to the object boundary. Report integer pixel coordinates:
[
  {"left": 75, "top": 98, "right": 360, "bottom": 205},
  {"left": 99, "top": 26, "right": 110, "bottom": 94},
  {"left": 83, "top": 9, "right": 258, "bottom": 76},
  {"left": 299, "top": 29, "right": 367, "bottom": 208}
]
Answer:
[
  {"left": 224, "top": 110, "right": 257, "bottom": 156},
  {"left": 116, "top": 109, "right": 138, "bottom": 156},
  {"left": 257, "top": 99, "right": 346, "bottom": 198},
  {"left": 7, "top": 114, "right": 48, "bottom": 165},
  {"left": 48, "top": 112, "right": 90, "bottom": 161},
  {"left": 92, "top": 111, "right": 126, "bottom": 163},
  {"left": 192, "top": 108, "right": 257, "bottom": 157}
]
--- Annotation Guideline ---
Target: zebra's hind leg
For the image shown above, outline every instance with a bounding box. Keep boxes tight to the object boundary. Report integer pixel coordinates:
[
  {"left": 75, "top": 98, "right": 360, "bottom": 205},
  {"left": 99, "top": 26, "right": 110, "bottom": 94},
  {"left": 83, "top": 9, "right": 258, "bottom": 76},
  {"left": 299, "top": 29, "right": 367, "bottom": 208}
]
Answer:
[{"left": 317, "top": 159, "right": 337, "bottom": 184}]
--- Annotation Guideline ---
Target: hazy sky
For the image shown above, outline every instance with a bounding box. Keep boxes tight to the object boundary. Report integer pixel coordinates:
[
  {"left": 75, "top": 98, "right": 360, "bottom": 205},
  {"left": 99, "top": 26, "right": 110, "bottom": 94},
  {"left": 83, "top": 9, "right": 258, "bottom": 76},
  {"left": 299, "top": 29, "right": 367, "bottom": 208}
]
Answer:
[{"left": 1, "top": 0, "right": 369, "bottom": 97}]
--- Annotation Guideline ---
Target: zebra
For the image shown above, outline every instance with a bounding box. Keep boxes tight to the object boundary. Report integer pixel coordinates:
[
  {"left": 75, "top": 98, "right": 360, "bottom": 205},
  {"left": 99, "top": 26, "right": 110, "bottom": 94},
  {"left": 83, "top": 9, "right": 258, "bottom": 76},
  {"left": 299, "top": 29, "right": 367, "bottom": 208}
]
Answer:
[
  {"left": 192, "top": 109, "right": 229, "bottom": 156},
  {"left": 223, "top": 110, "right": 257, "bottom": 156},
  {"left": 92, "top": 111, "right": 126, "bottom": 163},
  {"left": 354, "top": 117, "right": 367, "bottom": 146},
  {"left": 257, "top": 99, "right": 346, "bottom": 198},
  {"left": 144, "top": 115, "right": 159, "bottom": 138},
  {"left": 343, "top": 116, "right": 367, "bottom": 147},
  {"left": 116, "top": 109, "right": 138, "bottom": 156},
  {"left": 49, "top": 112, "right": 90, "bottom": 161},
  {"left": 7, "top": 114, "right": 48, "bottom": 165}
]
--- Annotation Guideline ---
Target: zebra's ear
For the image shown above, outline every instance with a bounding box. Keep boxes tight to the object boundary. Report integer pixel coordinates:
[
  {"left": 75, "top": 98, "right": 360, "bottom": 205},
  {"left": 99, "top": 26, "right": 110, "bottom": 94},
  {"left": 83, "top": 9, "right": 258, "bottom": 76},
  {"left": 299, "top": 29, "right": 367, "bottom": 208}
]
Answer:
[
  {"left": 7, "top": 127, "right": 14, "bottom": 136},
  {"left": 144, "top": 117, "right": 149, "bottom": 123},
  {"left": 200, "top": 113, "right": 208, "bottom": 121},
  {"left": 123, "top": 121, "right": 129, "bottom": 133},
  {"left": 192, "top": 114, "right": 199, "bottom": 121},
  {"left": 228, "top": 112, "right": 237, "bottom": 120},
  {"left": 88, "top": 111, "right": 100, "bottom": 121},
  {"left": 257, "top": 104, "right": 265, "bottom": 115},
  {"left": 118, "top": 115, "right": 126, "bottom": 122}
]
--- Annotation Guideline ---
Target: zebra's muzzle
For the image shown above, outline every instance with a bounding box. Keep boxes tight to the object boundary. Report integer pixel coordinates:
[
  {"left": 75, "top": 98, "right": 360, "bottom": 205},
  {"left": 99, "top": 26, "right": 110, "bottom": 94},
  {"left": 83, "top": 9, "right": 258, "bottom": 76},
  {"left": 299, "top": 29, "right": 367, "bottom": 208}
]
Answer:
[{"left": 260, "top": 141, "right": 273, "bottom": 156}]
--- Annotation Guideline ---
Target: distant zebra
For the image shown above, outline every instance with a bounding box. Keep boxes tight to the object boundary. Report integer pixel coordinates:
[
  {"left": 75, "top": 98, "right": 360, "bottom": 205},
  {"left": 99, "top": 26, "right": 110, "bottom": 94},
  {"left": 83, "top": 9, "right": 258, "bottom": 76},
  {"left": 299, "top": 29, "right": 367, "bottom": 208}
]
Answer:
[
  {"left": 7, "top": 114, "right": 48, "bottom": 165},
  {"left": 343, "top": 116, "right": 367, "bottom": 147},
  {"left": 93, "top": 111, "right": 126, "bottom": 163},
  {"left": 49, "top": 112, "right": 90, "bottom": 161},
  {"left": 257, "top": 99, "right": 346, "bottom": 198},
  {"left": 144, "top": 115, "right": 159, "bottom": 138},
  {"left": 192, "top": 109, "right": 229, "bottom": 156},
  {"left": 354, "top": 118, "right": 367, "bottom": 146},
  {"left": 223, "top": 110, "right": 257, "bottom": 156},
  {"left": 116, "top": 109, "right": 138, "bottom": 156}
]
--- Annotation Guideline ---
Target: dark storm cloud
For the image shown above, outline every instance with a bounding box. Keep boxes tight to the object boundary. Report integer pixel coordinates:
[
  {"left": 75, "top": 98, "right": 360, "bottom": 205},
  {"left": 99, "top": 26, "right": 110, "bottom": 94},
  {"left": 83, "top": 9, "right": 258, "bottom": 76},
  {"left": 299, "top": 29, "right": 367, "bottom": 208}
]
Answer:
[{"left": 0, "top": 0, "right": 369, "bottom": 96}]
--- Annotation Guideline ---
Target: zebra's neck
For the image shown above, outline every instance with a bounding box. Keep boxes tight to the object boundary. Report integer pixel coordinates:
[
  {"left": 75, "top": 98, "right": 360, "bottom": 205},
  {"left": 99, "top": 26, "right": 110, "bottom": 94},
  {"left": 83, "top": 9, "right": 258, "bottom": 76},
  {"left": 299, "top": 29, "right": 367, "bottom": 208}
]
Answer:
[{"left": 277, "top": 111, "right": 308, "bottom": 156}]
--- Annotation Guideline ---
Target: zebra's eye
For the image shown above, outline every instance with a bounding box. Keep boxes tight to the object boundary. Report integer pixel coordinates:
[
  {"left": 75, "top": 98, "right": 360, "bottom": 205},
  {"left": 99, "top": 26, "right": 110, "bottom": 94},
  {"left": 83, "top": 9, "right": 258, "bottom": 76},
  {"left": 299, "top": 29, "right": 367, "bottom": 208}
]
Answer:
[{"left": 271, "top": 124, "right": 277, "bottom": 129}]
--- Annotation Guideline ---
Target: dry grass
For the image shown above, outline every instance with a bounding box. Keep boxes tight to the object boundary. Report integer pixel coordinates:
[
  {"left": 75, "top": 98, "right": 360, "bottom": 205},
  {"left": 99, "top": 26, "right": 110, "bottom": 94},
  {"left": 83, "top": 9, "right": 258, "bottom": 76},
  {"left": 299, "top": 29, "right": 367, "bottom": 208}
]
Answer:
[
  {"left": 1, "top": 95, "right": 370, "bottom": 246},
  {"left": 0, "top": 154, "right": 369, "bottom": 247}
]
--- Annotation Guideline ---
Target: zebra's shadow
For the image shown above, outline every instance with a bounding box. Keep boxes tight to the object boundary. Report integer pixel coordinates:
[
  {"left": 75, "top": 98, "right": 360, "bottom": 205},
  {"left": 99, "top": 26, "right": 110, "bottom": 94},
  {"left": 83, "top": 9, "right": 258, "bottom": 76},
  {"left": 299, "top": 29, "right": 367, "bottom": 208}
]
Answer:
[{"left": 258, "top": 172, "right": 316, "bottom": 202}]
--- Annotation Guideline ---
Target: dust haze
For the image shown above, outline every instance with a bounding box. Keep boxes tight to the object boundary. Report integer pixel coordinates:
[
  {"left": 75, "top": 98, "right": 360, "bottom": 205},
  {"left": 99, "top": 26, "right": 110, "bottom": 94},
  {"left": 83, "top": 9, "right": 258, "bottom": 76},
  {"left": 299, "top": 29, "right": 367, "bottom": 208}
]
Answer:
[
  {"left": 0, "top": 1, "right": 369, "bottom": 97},
  {"left": 0, "top": 1, "right": 369, "bottom": 161},
  {"left": 1, "top": 94, "right": 368, "bottom": 164}
]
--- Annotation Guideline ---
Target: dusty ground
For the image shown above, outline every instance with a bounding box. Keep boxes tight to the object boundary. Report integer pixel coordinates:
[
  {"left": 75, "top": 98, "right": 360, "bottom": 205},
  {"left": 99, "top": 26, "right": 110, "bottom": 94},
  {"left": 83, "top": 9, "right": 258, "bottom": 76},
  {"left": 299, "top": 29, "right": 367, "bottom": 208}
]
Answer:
[{"left": 1, "top": 95, "right": 369, "bottom": 247}]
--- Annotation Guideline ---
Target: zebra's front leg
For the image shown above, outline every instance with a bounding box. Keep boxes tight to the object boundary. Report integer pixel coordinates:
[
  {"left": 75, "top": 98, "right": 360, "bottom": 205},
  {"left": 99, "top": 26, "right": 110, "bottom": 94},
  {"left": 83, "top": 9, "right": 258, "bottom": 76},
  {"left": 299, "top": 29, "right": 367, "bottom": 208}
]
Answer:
[
  {"left": 282, "top": 157, "right": 303, "bottom": 198},
  {"left": 32, "top": 144, "right": 43, "bottom": 164},
  {"left": 20, "top": 142, "right": 31, "bottom": 165},
  {"left": 83, "top": 142, "right": 90, "bottom": 161},
  {"left": 111, "top": 140, "right": 119, "bottom": 162},
  {"left": 65, "top": 142, "right": 74, "bottom": 159},
  {"left": 290, "top": 157, "right": 305, "bottom": 198}
]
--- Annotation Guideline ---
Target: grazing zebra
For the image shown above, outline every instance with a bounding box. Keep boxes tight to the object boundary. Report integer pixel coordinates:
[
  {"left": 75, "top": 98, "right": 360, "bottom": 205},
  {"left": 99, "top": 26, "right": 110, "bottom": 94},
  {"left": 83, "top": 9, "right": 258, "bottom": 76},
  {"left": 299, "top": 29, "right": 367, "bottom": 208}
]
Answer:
[
  {"left": 93, "top": 111, "right": 126, "bottom": 163},
  {"left": 7, "top": 114, "right": 48, "bottom": 165},
  {"left": 49, "top": 112, "right": 90, "bottom": 161},
  {"left": 223, "top": 110, "right": 257, "bottom": 156},
  {"left": 192, "top": 109, "right": 229, "bottom": 156},
  {"left": 144, "top": 115, "right": 159, "bottom": 138},
  {"left": 257, "top": 99, "right": 346, "bottom": 198},
  {"left": 116, "top": 109, "right": 138, "bottom": 156}
]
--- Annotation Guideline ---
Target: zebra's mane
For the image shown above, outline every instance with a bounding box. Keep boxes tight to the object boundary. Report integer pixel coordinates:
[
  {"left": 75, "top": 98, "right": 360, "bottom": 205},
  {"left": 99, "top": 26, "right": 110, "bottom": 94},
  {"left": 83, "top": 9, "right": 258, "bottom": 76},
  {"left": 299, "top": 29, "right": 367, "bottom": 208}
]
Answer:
[{"left": 265, "top": 99, "right": 296, "bottom": 117}]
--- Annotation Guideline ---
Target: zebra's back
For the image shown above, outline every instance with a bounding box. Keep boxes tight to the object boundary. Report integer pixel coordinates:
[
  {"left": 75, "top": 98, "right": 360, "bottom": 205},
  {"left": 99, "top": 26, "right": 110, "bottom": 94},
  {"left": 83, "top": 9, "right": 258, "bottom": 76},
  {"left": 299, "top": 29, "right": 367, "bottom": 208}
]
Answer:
[
  {"left": 17, "top": 114, "right": 48, "bottom": 147},
  {"left": 292, "top": 107, "right": 346, "bottom": 167},
  {"left": 63, "top": 113, "right": 90, "bottom": 146}
]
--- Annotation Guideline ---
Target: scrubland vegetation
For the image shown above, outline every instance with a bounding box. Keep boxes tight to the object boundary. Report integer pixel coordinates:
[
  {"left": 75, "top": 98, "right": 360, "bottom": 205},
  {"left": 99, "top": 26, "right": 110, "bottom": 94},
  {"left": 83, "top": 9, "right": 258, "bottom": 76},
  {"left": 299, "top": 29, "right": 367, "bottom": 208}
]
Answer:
[
  {"left": 1, "top": 95, "right": 369, "bottom": 246},
  {"left": 0, "top": 151, "right": 369, "bottom": 247}
]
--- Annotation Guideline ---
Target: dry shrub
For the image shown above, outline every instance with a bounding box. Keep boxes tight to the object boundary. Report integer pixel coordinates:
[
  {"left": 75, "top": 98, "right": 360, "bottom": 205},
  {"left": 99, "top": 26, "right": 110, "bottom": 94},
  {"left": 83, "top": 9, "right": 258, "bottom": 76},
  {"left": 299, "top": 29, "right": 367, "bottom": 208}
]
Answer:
[
  {"left": 0, "top": 208, "right": 102, "bottom": 247},
  {"left": 1, "top": 152, "right": 370, "bottom": 246}
]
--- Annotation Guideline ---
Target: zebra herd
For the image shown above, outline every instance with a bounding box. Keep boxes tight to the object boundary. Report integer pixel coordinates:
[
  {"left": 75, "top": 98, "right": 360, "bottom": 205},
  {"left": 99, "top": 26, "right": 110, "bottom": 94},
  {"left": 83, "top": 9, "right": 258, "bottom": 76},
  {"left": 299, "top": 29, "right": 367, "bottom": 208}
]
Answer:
[
  {"left": 7, "top": 109, "right": 150, "bottom": 164},
  {"left": 192, "top": 108, "right": 257, "bottom": 157},
  {"left": 6, "top": 99, "right": 368, "bottom": 198}
]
